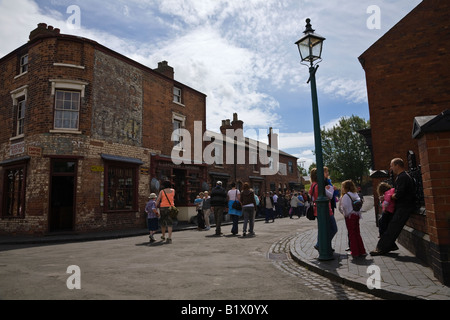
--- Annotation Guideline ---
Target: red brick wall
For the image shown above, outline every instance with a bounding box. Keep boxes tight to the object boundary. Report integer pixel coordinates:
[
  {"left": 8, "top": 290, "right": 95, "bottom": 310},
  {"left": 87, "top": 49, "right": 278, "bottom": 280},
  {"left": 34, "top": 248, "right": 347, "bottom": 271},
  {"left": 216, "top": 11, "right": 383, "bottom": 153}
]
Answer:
[
  {"left": 1, "top": 29, "right": 207, "bottom": 235},
  {"left": 417, "top": 130, "right": 450, "bottom": 285},
  {"left": 360, "top": 0, "right": 450, "bottom": 172},
  {"left": 360, "top": 0, "right": 450, "bottom": 229}
]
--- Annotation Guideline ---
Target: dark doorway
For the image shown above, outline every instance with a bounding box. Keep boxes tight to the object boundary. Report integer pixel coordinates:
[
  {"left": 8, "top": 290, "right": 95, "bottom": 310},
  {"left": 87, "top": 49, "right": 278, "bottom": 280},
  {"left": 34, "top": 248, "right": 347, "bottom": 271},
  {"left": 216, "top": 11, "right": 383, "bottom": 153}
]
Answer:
[
  {"left": 173, "top": 169, "right": 186, "bottom": 206},
  {"left": 49, "top": 160, "right": 76, "bottom": 232}
]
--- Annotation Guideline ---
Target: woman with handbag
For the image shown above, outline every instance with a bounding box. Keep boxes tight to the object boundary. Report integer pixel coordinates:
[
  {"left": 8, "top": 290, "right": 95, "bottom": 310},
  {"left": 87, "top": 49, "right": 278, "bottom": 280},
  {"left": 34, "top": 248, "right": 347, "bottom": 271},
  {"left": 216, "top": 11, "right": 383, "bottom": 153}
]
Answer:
[
  {"left": 227, "top": 182, "right": 241, "bottom": 235},
  {"left": 156, "top": 180, "right": 176, "bottom": 244}
]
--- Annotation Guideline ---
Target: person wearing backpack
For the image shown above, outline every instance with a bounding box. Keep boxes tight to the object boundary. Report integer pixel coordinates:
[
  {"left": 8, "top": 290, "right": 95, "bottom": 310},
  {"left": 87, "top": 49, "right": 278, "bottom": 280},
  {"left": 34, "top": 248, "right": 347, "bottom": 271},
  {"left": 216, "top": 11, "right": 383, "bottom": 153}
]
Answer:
[{"left": 339, "top": 180, "right": 366, "bottom": 258}]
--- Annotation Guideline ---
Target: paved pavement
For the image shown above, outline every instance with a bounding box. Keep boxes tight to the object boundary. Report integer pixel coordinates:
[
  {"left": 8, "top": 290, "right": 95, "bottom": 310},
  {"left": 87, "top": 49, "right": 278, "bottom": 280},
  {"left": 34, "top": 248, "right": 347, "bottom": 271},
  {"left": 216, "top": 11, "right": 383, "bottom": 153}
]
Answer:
[
  {"left": 1, "top": 196, "right": 449, "bottom": 300},
  {"left": 290, "top": 197, "right": 450, "bottom": 300}
]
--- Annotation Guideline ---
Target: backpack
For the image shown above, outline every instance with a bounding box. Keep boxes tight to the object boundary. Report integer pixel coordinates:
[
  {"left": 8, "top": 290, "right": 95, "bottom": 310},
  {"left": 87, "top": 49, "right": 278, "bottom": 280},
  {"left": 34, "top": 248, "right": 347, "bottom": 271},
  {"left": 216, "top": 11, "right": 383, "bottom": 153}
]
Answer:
[{"left": 346, "top": 194, "right": 363, "bottom": 212}]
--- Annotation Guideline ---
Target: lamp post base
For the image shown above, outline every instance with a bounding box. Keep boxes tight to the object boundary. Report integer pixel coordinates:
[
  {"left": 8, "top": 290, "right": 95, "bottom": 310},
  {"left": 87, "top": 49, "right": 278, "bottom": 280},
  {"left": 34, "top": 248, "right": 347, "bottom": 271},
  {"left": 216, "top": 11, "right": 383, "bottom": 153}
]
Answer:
[{"left": 316, "top": 196, "right": 334, "bottom": 261}]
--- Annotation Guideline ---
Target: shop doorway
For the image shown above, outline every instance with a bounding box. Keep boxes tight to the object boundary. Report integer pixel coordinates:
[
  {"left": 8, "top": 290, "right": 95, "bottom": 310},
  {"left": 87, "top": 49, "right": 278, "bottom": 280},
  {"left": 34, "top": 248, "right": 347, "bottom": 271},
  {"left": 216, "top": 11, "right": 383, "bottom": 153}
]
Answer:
[{"left": 49, "top": 160, "right": 76, "bottom": 232}]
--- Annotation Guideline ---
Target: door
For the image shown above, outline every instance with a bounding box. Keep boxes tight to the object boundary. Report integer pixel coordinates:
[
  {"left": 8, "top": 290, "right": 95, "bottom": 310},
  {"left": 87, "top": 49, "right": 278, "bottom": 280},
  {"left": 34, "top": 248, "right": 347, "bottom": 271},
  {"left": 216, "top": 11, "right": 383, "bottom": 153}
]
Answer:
[{"left": 50, "top": 160, "right": 76, "bottom": 232}]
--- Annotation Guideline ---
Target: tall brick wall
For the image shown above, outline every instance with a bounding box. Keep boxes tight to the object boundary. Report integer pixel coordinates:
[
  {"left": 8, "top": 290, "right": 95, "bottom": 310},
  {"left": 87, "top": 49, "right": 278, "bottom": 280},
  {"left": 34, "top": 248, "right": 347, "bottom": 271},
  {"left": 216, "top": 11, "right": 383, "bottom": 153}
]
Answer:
[
  {"left": 360, "top": 0, "right": 450, "bottom": 172},
  {"left": 417, "top": 130, "right": 450, "bottom": 285},
  {"left": 360, "top": 0, "right": 450, "bottom": 284}
]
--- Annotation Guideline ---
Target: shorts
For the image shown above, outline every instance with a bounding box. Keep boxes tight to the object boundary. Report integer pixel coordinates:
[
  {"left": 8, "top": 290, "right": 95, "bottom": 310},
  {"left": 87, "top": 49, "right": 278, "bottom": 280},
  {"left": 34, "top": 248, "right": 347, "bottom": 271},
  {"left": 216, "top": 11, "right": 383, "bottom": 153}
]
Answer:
[
  {"left": 147, "top": 218, "right": 159, "bottom": 232},
  {"left": 159, "top": 207, "right": 174, "bottom": 227}
]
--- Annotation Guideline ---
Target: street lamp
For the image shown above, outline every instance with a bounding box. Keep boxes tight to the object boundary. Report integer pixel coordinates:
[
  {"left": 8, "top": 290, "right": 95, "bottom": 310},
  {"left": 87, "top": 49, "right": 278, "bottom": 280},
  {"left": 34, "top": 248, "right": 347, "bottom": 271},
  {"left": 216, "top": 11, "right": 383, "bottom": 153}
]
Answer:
[{"left": 296, "top": 18, "right": 333, "bottom": 261}]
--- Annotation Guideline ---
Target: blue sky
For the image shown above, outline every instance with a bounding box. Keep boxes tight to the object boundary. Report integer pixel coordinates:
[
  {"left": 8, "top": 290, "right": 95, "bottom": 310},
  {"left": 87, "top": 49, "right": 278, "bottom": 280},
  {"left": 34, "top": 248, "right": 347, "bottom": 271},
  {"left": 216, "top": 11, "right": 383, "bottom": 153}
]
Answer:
[{"left": 0, "top": 0, "right": 422, "bottom": 169}]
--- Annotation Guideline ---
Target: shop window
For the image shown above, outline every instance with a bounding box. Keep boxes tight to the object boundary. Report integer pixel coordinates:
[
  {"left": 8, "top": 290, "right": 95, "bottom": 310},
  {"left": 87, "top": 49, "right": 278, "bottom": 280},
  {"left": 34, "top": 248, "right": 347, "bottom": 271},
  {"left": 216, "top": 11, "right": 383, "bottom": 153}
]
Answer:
[
  {"left": 105, "top": 163, "right": 138, "bottom": 212},
  {"left": 2, "top": 164, "right": 27, "bottom": 218}
]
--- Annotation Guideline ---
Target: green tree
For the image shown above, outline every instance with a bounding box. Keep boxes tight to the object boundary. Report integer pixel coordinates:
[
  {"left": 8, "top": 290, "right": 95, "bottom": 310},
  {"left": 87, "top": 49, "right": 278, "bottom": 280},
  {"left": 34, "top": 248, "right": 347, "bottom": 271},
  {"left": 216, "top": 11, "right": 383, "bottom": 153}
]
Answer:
[{"left": 319, "top": 116, "right": 371, "bottom": 186}]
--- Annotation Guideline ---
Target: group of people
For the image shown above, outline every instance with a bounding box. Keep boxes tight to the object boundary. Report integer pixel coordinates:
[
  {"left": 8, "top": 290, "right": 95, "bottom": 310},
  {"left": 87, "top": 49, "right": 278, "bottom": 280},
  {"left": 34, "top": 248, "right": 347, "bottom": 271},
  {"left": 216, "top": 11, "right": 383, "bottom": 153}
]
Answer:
[
  {"left": 144, "top": 157, "right": 416, "bottom": 255},
  {"left": 308, "top": 158, "right": 417, "bottom": 259}
]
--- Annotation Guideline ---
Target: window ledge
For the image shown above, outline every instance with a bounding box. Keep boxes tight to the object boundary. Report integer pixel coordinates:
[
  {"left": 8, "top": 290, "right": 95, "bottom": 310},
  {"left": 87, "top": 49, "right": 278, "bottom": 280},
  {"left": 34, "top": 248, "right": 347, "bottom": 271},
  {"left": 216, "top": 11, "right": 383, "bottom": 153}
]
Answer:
[
  {"left": 14, "top": 71, "right": 28, "bottom": 80},
  {"left": 173, "top": 101, "right": 185, "bottom": 107},
  {"left": 10, "top": 134, "right": 25, "bottom": 142},
  {"left": 50, "top": 129, "right": 82, "bottom": 135}
]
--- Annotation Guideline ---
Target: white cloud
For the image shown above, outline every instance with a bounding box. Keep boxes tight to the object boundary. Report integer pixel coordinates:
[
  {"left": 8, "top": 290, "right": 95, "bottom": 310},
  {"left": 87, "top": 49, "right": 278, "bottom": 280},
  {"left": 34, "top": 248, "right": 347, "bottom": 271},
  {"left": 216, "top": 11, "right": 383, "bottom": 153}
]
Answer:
[{"left": 0, "top": 0, "right": 422, "bottom": 170}]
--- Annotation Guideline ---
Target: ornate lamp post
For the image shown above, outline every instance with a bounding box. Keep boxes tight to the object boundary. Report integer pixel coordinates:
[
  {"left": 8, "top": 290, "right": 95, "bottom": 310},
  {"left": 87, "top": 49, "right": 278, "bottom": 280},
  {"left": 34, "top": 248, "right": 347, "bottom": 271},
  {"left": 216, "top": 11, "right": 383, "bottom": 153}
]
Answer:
[{"left": 295, "top": 19, "right": 333, "bottom": 260}]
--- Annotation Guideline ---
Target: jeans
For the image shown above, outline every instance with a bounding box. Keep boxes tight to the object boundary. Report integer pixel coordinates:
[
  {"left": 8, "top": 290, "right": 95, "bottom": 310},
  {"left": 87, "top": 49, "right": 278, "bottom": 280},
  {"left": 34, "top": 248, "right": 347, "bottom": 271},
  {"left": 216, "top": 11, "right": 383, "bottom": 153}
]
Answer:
[
  {"left": 265, "top": 208, "right": 274, "bottom": 222},
  {"left": 213, "top": 207, "right": 225, "bottom": 235},
  {"left": 316, "top": 214, "right": 338, "bottom": 247},
  {"left": 230, "top": 214, "right": 240, "bottom": 234},
  {"left": 242, "top": 206, "right": 255, "bottom": 233}
]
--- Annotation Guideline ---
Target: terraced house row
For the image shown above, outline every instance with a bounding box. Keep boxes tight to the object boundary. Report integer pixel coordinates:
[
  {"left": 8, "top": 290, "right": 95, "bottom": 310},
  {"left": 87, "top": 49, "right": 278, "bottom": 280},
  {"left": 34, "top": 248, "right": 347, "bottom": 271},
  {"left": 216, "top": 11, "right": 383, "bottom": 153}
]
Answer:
[{"left": 0, "top": 24, "right": 299, "bottom": 236}]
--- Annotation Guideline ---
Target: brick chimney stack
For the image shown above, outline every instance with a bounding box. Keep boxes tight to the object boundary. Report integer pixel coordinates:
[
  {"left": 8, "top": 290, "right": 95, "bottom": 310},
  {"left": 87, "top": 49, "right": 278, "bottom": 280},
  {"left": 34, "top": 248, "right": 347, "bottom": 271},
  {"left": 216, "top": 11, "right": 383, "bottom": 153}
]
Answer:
[
  {"left": 220, "top": 119, "right": 233, "bottom": 135},
  {"left": 154, "top": 61, "right": 174, "bottom": 79},
  {"left": 231, "top": 113, "right": 244, "bottom": 131},
  {"left": 29, "top": 23, "right": 60, "bottom": 41}
]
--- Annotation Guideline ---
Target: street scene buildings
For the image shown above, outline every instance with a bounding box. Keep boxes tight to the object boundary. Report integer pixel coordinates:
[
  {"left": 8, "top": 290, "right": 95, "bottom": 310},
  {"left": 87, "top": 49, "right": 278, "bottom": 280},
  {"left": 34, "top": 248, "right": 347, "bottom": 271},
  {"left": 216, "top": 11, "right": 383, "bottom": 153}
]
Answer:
[
  {"left": 0, "top": 0, "right": 449, "bottom": 291},
  {"left": 0, "top": 23, "right": 299, "bottom": 235}
]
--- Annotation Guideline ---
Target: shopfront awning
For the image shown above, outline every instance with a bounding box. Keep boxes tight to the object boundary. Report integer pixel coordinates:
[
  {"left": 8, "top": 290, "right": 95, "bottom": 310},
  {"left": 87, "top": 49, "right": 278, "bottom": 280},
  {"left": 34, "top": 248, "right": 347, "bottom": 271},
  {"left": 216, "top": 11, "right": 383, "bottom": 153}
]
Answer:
[{"left": 101, "top": 154, "right": 144, "bottom": 165}]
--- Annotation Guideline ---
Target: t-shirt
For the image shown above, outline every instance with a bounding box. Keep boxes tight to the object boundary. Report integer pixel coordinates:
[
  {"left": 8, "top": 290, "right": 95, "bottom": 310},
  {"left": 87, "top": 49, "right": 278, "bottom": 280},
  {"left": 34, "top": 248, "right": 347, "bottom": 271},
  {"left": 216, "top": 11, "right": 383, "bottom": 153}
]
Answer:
[{"left": 227, "top": 189, "right": 240, "bottom": 201}]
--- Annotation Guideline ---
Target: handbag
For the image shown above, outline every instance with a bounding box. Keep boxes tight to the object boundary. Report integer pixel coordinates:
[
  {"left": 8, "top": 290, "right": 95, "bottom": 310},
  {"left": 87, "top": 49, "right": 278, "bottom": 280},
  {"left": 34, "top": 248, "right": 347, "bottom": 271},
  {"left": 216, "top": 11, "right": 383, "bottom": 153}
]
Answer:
[
  {"left": 232, "top": 190, "right": 242, "bottom": 211},
  {"left": 306, "top": 184, "right": 317, "bottom": 221},
  {"left": 163, "top": 190, "right": 179, "bottom": 219}
]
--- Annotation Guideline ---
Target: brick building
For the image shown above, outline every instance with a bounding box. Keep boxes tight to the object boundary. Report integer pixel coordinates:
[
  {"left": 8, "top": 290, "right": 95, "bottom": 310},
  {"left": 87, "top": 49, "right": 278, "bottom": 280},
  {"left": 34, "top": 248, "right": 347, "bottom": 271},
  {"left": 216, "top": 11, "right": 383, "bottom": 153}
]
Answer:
[
  {"left": 359, "top": 0, "right": 450, "bottom": 284},
  {"left": 0, "top": 23, "right": 207, "bottom": 235},
  {"left": 205, "top": 113, "right": 301, "bottom": 196}
]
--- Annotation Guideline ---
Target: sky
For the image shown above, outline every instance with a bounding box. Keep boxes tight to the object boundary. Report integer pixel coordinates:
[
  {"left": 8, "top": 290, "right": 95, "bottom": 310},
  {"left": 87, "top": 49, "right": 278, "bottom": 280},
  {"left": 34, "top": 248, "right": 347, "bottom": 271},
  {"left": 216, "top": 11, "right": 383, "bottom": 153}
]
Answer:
[{"left": 0, "top": 0, "right": 422, "bottom": 170}]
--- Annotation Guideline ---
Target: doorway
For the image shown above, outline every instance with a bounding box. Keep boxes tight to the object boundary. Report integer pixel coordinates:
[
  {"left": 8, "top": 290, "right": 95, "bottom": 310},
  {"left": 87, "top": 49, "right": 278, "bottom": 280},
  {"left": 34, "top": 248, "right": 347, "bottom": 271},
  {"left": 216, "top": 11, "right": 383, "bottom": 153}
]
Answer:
[{"left": 49, "top": 160, "right": 76, "bottom": 232}]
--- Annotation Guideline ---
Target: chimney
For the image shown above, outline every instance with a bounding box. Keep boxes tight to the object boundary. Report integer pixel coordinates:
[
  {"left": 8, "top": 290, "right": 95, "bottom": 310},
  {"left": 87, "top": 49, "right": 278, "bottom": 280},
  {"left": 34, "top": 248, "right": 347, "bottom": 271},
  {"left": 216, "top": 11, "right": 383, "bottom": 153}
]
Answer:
[
  {"left": 154, "top": 61, "right": 174, "bottom": 79},
  {"left": 231, "top": 113, "right": 244, "bottom": 131},
  {"left": 220, "top": 119, "right": 233, "bottom": 135},
  {"left": 29, "top": 23, "right": 61, "bottom": 41},
  {"left": 268, "top": 127, "right": 278, "bottom": 147}
]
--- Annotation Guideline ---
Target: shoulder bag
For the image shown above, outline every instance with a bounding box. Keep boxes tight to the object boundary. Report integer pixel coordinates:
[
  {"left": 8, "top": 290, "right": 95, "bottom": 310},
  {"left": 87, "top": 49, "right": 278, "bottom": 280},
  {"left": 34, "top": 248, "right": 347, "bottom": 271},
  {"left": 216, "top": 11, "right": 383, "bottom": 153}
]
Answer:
[
  {"left": 163, "top": 190, "right": 179, "bottom": 219},
  {"left": 232, "top": 190, "right": 242, "bottom": 211}
]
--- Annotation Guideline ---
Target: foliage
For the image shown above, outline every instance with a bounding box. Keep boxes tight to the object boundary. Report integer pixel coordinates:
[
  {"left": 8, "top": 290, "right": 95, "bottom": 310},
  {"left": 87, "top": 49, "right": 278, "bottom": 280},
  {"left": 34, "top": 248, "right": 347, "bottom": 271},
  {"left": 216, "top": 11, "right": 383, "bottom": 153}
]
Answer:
[{"left": 319, "top": 115, "right": 371, "bottom": 186}]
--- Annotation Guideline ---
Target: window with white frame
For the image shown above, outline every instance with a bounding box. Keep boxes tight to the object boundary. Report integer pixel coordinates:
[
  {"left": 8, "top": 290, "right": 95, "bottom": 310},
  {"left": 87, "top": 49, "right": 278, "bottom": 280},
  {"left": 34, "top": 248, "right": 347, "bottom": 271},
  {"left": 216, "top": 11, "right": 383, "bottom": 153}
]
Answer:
[
  {"left": 20, "top": 54, "right": 28, "bottom": 74},
  {"left": 173, "top": 119, "right": 182, "bottom": 148},
  {"left": 54, "top": 90, "right": 80, "bottom": 130},
  {"left": 10, "top": 85, "right": 28, "bottom": 138},
  {"left": 172, "top": 113, "right": 186, "bottom": 149},
  {"left": 16, "top": 98, "right": 26, "bottom": 136},
  {"left": 173, "top": 87, "right": 182, "bottom": 104}
]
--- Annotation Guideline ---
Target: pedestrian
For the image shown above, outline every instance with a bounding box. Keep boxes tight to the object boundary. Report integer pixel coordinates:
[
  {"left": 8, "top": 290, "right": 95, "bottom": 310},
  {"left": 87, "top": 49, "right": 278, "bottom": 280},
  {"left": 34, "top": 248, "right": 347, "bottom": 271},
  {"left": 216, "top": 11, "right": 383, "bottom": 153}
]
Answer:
[
  {"left": 339, "top": 180, "right": 366, "bottom": 258},
  {"left": 227, "top": 182, "right": 242, "bottom": 235},
  {"left": 297, "top": 192, "right": 305, "bottom": 217},
  {"left": 324, "top": 167, "right": 339, "bottom": 239},
  {"left": 202, "top": 191, "right": 211, "bottom": 231},
  {"left": 194, "top": 192, "right": 205, "bottom": 230},
  {"left": 263, "top": 191, "right": 275, "bottom": 223},
  {"left": 156, "top": 180, "right": 175, "bottom": 244},
  {"left": 240, "top": 183, "right": 257, "bottom": 237},
  {"left": 210, "top": 181, "right": 227, "bottom": 236},
  {"left": 309, "top": 168, "right": 336, "bottom": 251},
  {"left": 376, "top": 182, "right": 396, "bottom": 237},
  {"left": 371, "top": 158, "right": 415, "bottom": 256},
  {"left": 289, "top": 193, "right": 301, "bottom": 219},
  {"left": 145, "top": 193, "right": 159, "bottom": 243}
]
